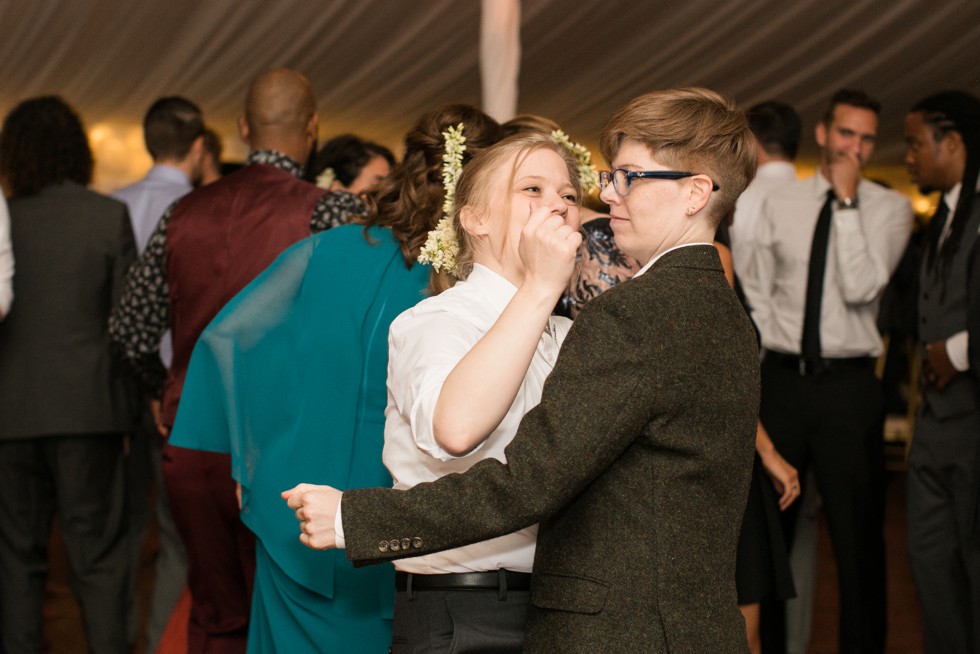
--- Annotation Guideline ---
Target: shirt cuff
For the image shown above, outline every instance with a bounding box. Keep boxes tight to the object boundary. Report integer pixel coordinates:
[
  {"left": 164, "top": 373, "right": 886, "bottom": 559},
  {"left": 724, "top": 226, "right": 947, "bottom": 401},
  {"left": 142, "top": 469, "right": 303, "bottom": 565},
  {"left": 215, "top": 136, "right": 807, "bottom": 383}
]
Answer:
[
  {"left": 334, "top": 496, "right": 346, "bottom": 549},
  {"left": 946, "top": 330, "right": 969, "bottom": 372}
]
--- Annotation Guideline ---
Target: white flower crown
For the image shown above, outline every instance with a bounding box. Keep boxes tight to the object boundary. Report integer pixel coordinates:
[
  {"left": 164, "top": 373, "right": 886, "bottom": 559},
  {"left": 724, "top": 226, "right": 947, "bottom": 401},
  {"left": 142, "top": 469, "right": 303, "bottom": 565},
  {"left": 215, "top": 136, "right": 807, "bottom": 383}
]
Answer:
[
  {"left": 418, "top": 123, "right": 466, "bottom": 274},
  {"left": 550, "top": 129, "right": 600, "bottom": 194}
]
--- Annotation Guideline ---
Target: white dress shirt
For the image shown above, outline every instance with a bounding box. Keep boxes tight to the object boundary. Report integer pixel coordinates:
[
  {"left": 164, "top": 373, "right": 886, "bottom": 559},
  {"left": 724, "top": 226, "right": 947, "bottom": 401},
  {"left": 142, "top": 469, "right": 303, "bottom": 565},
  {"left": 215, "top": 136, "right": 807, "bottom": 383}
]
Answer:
[
  {"left": 730, "top": 160, "right": 798, "bottom": 283},
  {"left": 379, "top": 263, "right": 570, "bottom": 573},
  {"left": 0, "top": 196, "right": 13, "bottom": 317},
  {"left": 741, "top": 173, "right": 913, "bottom": 358},
  {"left": 112, "top": 164, "right": 192, "bottom": 367}
]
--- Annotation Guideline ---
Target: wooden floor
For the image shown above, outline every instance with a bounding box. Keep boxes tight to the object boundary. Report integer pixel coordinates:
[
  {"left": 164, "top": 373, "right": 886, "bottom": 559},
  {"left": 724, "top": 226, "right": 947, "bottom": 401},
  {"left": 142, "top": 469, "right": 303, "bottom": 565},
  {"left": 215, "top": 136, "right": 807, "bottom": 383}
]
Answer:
[{"left": 40, "top": 472, "right": 924, "bottom": 653}]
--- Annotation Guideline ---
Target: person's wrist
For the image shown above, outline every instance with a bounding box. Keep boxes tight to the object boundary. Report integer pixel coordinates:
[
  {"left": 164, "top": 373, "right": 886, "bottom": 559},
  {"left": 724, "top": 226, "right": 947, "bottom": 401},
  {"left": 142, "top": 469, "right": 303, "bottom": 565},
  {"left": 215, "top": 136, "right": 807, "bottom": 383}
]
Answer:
[{"left": 835, "top": 196, "right": 859, "bottom": 210}]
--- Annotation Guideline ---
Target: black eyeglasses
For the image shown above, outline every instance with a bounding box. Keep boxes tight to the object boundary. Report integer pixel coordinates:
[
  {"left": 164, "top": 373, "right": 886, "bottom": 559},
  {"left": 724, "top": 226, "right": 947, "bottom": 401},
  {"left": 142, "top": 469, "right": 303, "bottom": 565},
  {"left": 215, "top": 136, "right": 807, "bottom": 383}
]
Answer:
[{"left": 598, "top": 169, "right": 720, "bottom": 196}]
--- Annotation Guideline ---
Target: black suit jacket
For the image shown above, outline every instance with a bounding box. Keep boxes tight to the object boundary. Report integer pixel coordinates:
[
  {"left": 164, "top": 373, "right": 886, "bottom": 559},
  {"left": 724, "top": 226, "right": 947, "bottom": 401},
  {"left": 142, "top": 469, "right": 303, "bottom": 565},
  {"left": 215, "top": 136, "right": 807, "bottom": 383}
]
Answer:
[
  {"left": 343, "top": 245, "right": 759, "bottom": 652},
  {"left": 0, "top": 182, "right": 137, "bottom": 439}
]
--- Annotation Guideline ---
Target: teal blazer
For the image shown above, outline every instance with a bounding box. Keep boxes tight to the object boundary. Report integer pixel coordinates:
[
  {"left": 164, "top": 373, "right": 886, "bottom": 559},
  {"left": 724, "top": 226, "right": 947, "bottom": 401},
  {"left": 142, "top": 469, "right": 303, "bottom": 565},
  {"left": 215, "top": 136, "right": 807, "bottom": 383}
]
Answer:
[
  {"left": 170, "top": 225, "right": 429, "bottom": 652},
  {"left": 342, "top": 245, "right": 759, "bottom": 653}
]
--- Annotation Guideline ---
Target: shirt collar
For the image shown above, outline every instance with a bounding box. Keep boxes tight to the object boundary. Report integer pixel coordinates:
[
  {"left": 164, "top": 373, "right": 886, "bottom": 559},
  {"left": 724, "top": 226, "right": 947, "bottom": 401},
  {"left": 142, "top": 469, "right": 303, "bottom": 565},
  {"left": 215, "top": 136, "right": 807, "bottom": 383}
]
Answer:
[
  {"left": 757, "top": 160, "right": 796, "bottom": 180},
  {"left": 465, "top": 264, "right": 518, "bottom": 316},
  {"left": 634, "top": 242, "right": 713, "bottom": 277},
  {"left": 944, "top": 182, "right": 962, "bottom": 214},
  {"left": 811, "top": 172, "right": 835, "bottom": 200},
  {"left": 145, "top": 163, "right": 192, "bottom": 188},
  {"left": 246, "top": 150, "right": 304, "bottom": 178}
]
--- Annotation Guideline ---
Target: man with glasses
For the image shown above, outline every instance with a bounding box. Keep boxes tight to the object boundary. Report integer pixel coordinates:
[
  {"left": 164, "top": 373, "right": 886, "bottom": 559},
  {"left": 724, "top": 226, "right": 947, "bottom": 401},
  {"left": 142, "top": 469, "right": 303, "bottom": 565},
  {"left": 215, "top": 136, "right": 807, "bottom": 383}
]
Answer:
[{"left": 741, "top": 89, "right": 912, "bottom": 653}]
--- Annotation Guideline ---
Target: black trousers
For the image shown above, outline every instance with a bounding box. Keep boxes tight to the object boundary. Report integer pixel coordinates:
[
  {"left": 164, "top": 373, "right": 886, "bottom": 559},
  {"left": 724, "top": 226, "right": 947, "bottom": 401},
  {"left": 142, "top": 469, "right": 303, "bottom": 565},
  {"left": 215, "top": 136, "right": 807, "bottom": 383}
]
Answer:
[
  {"left": 390, "top": 582, "right": 529, "bottom": 653},
  {"left": 760, "top": 356, "right": 886, "bottom": 654},
  {"left": 0, "top": 434, "right": 128, "bottom": 654},
  {"left": 907, "top": 404, "right": 980, "bottom": 654}
]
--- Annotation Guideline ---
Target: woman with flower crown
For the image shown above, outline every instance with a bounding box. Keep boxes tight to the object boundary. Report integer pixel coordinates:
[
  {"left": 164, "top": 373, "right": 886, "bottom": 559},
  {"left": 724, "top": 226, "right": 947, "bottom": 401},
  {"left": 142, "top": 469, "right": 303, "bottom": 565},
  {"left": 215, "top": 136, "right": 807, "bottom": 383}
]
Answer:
[
  {"left": 167, "top": 104, "right": 502, "bottom": 653},
  {"left": 379, "top": 132, "right": 583, "bottom": 652}
]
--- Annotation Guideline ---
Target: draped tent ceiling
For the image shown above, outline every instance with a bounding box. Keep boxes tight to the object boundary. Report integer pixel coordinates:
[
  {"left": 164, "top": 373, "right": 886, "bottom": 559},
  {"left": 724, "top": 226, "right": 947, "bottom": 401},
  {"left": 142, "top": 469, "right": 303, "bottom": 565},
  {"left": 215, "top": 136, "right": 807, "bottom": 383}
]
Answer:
[{"left": 1, "top": 0, "right": 979, "bottom": 193}]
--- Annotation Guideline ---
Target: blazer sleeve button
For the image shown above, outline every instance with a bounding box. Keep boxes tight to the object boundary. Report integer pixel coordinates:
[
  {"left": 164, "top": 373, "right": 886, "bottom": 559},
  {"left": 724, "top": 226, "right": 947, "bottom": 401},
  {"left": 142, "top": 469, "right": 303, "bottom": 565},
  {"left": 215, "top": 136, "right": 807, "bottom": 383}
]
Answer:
[
  {"left": 400, "top": 538, "right": 411, "bottom": 551},
  {"left": 412, "top": 537, "right": 423, "bottom": 549},
  {"left": 390, "top": 539, "right": 401, "bottom": 552},
  {"left": 378, "top": 541, "right": 390, "bottom": 553}
]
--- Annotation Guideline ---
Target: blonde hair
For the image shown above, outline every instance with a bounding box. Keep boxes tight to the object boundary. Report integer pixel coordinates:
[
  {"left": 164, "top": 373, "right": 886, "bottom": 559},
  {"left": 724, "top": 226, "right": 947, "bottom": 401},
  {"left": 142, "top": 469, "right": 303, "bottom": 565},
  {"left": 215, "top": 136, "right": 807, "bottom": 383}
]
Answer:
[
  {"left": 600, "top": 87, "right": 757, "bottom": 226},
  {"left": 429, "top": 132, "right": 581, "bottom": 294}
]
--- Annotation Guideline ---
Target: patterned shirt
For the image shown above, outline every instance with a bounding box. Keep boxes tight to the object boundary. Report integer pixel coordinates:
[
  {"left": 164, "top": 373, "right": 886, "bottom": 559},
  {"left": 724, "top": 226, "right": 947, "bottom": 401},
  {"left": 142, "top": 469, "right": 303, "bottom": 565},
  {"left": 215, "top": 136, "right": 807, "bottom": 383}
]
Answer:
[{"left": 108, "top": 150, "right": 366, "bottom": 395}]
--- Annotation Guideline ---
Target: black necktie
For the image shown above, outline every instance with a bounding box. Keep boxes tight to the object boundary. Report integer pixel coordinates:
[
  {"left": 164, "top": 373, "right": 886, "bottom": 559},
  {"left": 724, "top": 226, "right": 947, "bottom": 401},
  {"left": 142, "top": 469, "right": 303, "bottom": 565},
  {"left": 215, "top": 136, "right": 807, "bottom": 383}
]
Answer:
[
  {"left": 801, "top": 190, "right": 835, "bottom": 362},
  {"left": 924, "top": 199, "right": 949, "bottom": 272}
]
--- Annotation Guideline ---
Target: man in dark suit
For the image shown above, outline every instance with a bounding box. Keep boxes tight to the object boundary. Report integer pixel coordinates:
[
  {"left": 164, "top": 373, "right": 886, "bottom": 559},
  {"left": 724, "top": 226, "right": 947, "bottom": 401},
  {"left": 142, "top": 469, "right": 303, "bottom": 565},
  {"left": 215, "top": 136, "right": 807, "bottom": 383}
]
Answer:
[
  {"left": 286, "top": 88, "right": 760, "bottom": 652},
  {"left": 0, "top": 96, "right": 137, "bottom": 653},
  {"left": 905, "top": 90, "right": 980, "bottom": 654}
]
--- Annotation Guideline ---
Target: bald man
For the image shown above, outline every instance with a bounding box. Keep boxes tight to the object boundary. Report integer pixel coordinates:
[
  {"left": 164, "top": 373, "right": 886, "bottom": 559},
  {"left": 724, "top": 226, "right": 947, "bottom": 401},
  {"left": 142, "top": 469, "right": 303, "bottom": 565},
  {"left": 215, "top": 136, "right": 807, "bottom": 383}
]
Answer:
[{"left": 109, "top": 69, "right": 364, "bottom": 653}]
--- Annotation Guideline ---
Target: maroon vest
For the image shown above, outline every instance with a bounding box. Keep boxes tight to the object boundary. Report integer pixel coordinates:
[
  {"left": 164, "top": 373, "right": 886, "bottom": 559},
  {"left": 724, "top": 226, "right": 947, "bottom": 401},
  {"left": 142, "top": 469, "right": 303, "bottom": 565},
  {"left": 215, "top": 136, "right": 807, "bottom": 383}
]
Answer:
[{"left": 162, "top": 163, "right": 325, "bottom": 426}]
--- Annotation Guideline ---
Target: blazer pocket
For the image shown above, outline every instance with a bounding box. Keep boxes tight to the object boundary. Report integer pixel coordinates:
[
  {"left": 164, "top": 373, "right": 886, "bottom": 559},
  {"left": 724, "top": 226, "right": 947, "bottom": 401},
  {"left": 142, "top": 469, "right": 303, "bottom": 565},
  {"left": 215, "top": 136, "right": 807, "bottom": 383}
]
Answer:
[{"left": 531, "top": 572, "right": 610, "bottom": 615}]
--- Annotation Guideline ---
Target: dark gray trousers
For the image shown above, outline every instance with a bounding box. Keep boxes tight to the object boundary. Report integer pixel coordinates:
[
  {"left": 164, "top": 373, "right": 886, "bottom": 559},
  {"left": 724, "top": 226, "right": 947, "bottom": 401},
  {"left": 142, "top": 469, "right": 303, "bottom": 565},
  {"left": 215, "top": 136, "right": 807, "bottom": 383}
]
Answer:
[
  {"left": 390, "top": 585, "right": 529, "bottom": 653},
  {"left": 124, "top": 404, "right": 187, "bottom": 652},
  {"left": 0, "top": 434, "right": 128, "bottom": 654},
  {"left": 907, "top": 406, "right": 980, "bottom": 654}
]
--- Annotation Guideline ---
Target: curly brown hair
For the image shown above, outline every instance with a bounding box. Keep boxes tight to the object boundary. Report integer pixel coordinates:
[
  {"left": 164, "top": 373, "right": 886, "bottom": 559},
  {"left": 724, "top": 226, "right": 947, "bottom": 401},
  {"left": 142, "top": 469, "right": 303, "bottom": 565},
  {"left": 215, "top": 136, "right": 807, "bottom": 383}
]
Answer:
[
  {"left": 0, "top": 96, "right": 94, "bottom": 198},
  {"left": 361, "top": 104, "right": 503, "bottom": 267}
]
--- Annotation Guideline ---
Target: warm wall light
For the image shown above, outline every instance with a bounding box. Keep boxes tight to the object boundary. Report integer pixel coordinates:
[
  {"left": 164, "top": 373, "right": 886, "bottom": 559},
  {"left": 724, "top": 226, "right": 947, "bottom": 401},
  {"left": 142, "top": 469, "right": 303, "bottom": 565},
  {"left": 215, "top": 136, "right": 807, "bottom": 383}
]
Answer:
[{"left": 87, "top": 123, "right": 151, "bottom": 193}]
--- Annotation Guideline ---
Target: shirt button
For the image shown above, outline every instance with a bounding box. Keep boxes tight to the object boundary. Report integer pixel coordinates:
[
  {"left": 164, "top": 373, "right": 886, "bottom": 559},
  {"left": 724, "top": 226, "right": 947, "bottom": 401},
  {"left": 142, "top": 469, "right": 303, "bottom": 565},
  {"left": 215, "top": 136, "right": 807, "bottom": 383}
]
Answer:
[
  {"left": 378, "top": 541, "right": 390, "bottom": 553},
  {"left": 412, "top": 537, "right": 423, "bottom": 549}
]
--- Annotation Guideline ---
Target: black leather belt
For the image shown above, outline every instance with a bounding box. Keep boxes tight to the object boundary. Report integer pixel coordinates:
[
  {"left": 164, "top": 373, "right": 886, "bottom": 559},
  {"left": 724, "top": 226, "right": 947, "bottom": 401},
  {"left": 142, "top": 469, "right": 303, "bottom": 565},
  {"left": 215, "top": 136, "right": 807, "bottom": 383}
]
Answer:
[
  {"left": 765, "top": 350, "right": 874, "bottom": 376},
  {"left": 395, "top": 570, "right": 531, "bottom": 592}
]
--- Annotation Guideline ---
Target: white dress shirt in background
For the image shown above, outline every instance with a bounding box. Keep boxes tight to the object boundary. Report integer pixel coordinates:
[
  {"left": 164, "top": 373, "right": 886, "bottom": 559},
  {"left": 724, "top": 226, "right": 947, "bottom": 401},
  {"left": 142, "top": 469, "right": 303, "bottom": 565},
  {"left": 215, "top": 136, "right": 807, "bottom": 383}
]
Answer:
[
  {"left": 741, "top": 173, "right": 913, "bottom": 358},
  {"left": 730, "top": 160, "right": 798, "bottom": 283}
]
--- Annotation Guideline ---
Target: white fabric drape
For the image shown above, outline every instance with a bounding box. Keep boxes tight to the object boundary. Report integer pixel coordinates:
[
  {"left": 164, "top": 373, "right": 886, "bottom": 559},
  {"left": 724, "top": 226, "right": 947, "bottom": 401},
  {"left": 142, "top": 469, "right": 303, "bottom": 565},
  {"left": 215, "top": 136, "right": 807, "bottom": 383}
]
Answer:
[
  {"left": 480, "top": 0, "right": 521, "bottom": 123},
  {"left": 2, "top": 0, "right": 980, "bottom": 191}
]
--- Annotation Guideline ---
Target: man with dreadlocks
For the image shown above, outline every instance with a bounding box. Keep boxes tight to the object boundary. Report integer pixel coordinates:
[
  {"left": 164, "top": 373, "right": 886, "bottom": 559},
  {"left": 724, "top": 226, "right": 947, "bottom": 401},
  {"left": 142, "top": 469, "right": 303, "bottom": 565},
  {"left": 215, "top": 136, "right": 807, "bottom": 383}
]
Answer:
[{"left": 904, "top": 89, "right": 980, "bottom": 654}]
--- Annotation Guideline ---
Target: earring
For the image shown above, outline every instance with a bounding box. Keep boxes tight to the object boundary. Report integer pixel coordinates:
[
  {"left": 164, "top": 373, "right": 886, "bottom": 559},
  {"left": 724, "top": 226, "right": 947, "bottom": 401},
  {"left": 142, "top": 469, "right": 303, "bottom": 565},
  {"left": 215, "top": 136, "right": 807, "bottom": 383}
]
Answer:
[{"left": 686, "top": 207, "right": 695, "bottom": 216}]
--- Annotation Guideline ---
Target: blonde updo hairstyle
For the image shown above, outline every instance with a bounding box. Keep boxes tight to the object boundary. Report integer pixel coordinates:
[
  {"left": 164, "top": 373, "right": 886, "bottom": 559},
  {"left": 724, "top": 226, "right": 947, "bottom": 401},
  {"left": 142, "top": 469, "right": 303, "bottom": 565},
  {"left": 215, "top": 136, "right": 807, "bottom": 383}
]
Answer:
[{"left": 429, "top": 132, "right": 582, "bottom": 294}]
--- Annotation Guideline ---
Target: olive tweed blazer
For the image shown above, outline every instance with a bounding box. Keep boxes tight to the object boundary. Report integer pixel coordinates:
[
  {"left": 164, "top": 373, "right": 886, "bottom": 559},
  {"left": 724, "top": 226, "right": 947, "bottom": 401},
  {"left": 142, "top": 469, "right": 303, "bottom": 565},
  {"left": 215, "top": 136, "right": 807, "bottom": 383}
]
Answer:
[{"left": 343, "top": 244, "right": 759, "bottom": 653}]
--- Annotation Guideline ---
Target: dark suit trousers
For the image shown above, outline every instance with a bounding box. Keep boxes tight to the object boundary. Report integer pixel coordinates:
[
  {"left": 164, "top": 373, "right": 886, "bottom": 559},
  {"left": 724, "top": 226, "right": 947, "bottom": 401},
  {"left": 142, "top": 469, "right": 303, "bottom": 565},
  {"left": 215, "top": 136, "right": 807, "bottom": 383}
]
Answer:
[
  {"left": 390, "top": 585, "right": 529, "bottom": 653},
  {"left": 125, "top": 404, "right": 187, "bottom": 652},
  {"left": 0, "top": 434, "right": 128, "bottom": 654},
  {"left": 907, "top": 405, "right": 980, "bottom": 654},
  {"left": 760, "top": 357, "right": 886, "bottom": 654},
  {"left": 162, "top": 444, "right": 255, "bottom": 654}
]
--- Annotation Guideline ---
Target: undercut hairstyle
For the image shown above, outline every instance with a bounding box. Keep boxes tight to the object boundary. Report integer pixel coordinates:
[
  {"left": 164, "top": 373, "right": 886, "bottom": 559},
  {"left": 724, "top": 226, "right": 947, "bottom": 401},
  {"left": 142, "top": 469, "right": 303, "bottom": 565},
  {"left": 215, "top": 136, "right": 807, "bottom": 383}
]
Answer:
[
  {"left": 747, "top": 100, "right": 802, "bottom": 160},
  {"left": 0, "top": 96, "right": 93, "bottom": 198},
  {"left": 143, "top": 96, "right": 204, "bottom": 161},
  {"left": 430, "top": 132, "right": 582, "bottom": 294},
  {"left": 360, "top": 103, "right": 503, "bottom": 268},
  {"left": 820, "top": 88, "right": 881, "bottom": 125},
  {"left": 913, "top": 90, "right": 980, "bottom": 277},
  {"left": 600, "top": 87, "right": 757, "bottom": 227},
  {"left": 315, "top": 135, "right": 396, "bottom": 187}
]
